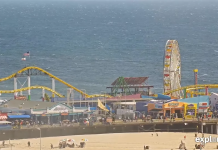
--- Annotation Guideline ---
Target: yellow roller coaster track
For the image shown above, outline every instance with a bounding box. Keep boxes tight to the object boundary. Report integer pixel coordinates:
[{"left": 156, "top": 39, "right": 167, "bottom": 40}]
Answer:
[
  {"left": 0, "top": 66, "right": 112, "bottom": 98},
  {"left": 163, "top": 84, "right": 218, "bottom": 96},
  {"left": 0, "top": 86, "right": 64, "bottom": 97}
]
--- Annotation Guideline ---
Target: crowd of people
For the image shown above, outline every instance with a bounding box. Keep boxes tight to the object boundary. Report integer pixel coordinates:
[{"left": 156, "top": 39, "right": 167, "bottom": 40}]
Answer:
[{"left": 6, "top": 112, "right": 217, "bottom": 130}]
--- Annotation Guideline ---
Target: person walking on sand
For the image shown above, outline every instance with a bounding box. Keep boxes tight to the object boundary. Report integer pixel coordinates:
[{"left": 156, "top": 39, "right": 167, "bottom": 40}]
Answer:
[
  {"left": 51, "top": 143, "right": 53, "bottom": 149},
  {"left": 28, "top": 141, "right": 30, "bottom": 147}
]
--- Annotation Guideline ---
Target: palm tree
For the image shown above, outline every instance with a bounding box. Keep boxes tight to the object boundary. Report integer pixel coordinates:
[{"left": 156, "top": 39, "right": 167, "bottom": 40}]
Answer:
[{"left": 45, "top": 93, "right": 50, "bottom": 102}]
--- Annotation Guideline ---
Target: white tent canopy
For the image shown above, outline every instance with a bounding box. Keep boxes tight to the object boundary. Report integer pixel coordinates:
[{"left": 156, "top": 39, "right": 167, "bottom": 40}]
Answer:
[
  {"left": 0, "top": 121, "right": 11, "bottom": 124},
  {"left": 112, "top": 102, "right": 136, "bottom": 105}
]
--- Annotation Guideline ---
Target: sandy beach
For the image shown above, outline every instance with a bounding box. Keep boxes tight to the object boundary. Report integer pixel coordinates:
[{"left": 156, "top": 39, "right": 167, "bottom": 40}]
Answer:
[{"left": 1, "top": 132, "right": 218, "bottom": 150}]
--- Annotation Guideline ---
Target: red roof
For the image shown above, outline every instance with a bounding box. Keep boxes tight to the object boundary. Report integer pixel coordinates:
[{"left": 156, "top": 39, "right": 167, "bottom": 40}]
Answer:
[{"left": 111, "top": 77, "right": 148, "bottom": 85}]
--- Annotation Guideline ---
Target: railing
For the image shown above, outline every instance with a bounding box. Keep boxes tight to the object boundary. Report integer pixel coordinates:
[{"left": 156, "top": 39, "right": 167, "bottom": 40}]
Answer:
[{"left": 9, "top": 118, "right": 218, "bottom": 130}]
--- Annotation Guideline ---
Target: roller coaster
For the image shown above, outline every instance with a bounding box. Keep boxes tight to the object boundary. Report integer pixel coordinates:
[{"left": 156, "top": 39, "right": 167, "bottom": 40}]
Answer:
[
  {"left": 163, "top": 84, "right": 217, "bottom": 98},
  {"left": 0, "top": 66, "right": 112, "bottom": 99},
  {"left": 0, "top": 40, "right": 216, "bottom": 100},
  {"left": 0, "top": 86, "right": 64, "bottom": 98}
]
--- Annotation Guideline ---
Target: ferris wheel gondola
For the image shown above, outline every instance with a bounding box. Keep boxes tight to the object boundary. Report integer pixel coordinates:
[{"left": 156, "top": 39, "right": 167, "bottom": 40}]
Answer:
[{"left": 163, "top": 40, "right": 182, "bottom": 98}]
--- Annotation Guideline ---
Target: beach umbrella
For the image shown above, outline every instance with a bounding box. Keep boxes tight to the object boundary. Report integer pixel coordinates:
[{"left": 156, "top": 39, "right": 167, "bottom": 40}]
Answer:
[{"left": 82, "top": 139, "right": 88, "bottom": 142}]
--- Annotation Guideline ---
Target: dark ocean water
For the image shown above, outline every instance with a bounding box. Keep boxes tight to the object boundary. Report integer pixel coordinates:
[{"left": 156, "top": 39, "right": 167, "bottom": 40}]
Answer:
[{"left": 0, "top": 0, "right": 218, "bottom": 99}]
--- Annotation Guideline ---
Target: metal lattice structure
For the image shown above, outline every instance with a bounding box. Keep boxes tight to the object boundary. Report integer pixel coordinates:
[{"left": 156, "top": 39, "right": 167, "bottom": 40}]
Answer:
[
  {"left": 163, "top": 84, "right": 218, "bottom": 98},
  {"left": 15, "top": 68, "right": 47, "bottom": 77},
  {"left": 163, "top": 40, "right": 182, "bottom": 98},
  {"left": 110, "top": 77, "right": 131, "bottom": 96},
  {"left": 108, "top": 77, "right": 153, "bottom": 96}
]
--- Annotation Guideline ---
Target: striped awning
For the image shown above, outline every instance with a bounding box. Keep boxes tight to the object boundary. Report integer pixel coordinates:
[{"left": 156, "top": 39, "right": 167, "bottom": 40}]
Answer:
[{"left": 0, "top": 115, "right": 7, "bottom": 120}]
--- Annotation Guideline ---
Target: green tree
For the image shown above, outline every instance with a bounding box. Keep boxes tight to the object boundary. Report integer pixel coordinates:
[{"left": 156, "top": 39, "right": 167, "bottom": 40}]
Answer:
[{"left": 45, "top": 93, "right": 50, "bottom": 102}]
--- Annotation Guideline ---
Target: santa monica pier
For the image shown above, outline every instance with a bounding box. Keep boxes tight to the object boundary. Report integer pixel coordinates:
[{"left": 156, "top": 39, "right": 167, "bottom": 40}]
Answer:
[{"left": 0, "top": 40, "right": 218, "bottom": 140}]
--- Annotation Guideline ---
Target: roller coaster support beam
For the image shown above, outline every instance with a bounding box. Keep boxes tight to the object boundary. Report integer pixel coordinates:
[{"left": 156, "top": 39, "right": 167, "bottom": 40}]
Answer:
[
  {"left": 71, "top": 89, "right": 74, "bottom": 106},
  {"left": 14, "top": 77, "right": 17, "bottom": 99},
  {"left": 205, "top": 86, "right": 209, "bottom": 95},
  {"left": 52, "top": 78, "right": 55, "bottom": 98},
  {"left": 183, "top": 88, "right": 187, "bottom": 99},
  {"left": 193, "top": 69, "right": 198, "bottom": 97},
  {"left": 67, "top": 88, "right": 73, "bottom": 106},
  {"left": 42, "top": 88, "right": 45, "bottom": 102},
  {"left": 28, "top": 76, "right": 31, "bottom": 100}
]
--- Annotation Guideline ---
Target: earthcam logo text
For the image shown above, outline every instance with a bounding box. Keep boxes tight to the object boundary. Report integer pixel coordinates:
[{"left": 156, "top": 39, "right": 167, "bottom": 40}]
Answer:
[{"left": 195, "top": 136, "right": 218, "bottom": 144}]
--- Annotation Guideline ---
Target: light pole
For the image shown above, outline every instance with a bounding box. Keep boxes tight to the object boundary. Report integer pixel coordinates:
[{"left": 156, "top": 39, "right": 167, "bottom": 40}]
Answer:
[
  {"left": 92, "top": 95, "right": 94, "bottom": 107},
  {"left": 9, "top": 138, "right": 12, "bottom": 150},
  {"left": 123, "top": 90, "right": 126, "bottom": 119},
  {"left": 3, "top": 132, "right": 12, "bottom": 150},
  {"left": 79, "top": 93, "right": 81, "bottom": 107},
  {"left": 37, "top": 128, "right": 41, "bottom": 150},
  {"left": 90, "top": 93, "right": 94, "bottom": 107},
  {"left": 81, "top": 89, "right": 86, "bottom": 107}
]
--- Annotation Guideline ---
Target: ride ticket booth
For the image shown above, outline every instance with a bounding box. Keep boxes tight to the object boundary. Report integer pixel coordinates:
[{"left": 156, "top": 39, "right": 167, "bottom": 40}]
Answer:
[
  {"left": 163, "top": 101, "right": 186, "bottom": 118},
  {"left": 184, "top": 103, "right": 197, "bottom": 119}
]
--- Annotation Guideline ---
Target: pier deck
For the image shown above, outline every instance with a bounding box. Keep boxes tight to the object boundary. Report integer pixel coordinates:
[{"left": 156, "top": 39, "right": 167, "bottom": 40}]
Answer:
[{"left": 0, "top": 119, "right": 217, "bottom": 141}]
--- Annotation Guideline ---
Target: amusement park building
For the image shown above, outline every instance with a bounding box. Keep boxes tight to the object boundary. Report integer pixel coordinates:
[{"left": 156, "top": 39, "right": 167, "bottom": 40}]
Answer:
[
  {"left": 0, "top": 100, "right": 91, "bottom": 122},
  {"left": 0, "top": 100, "right": 59, "bottom": 114},
  {"left": 177, "top": 96, "right": 209, "bottom": 113},
  {"left": 209, "top": 93, "right": 218, "bottom": 111},
  {"left": 106, "top": 77, "right": 154, "bottom": 96},
  {"left": 178, "top": 96, "right": 209, "bottom": 108}
]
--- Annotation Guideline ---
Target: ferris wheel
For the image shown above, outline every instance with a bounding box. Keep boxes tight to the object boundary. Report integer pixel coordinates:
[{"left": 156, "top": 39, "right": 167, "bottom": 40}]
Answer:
[{"left": 163, "top": 40, "right": 182, "bottom": 98}]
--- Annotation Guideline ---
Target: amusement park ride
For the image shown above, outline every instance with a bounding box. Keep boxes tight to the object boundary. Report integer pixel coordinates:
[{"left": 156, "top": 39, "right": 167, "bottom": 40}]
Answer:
[
  {"left": 163, "top": 40, "right": 181, "bottom": 98},
  {"left": 162, "top": 40, "right": 215, "bottom": 99},
  {"left": 0, "top": 40, "right": 216, "bottom": 100},
  {"left": 0, "top": 66, "right": 112, "bottom": 100}
]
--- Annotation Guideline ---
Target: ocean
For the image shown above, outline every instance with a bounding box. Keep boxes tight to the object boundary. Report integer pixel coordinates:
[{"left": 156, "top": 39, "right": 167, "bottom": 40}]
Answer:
[{"left": 0, "top": 0, "right": 218, "bottom": 100}]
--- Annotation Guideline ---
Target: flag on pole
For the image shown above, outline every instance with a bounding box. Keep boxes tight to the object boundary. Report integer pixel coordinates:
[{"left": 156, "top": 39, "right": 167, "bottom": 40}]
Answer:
[{"left": 23, "top": 51, "right": 30, "bottom": 56}]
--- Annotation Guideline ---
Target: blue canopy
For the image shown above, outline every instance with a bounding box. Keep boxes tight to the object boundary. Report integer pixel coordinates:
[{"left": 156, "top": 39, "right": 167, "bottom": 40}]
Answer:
[
  {"left": 8, "top": 115, "right": 30, "bottom": 119},
  {"left": 90, "top": 107, "right": 97, "bottom": 110}
]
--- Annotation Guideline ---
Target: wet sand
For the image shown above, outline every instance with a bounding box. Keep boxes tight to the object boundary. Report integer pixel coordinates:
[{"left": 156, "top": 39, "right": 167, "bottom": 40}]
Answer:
[{"left": 1, "top": 132, "right": 218, "bottom": 150}]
